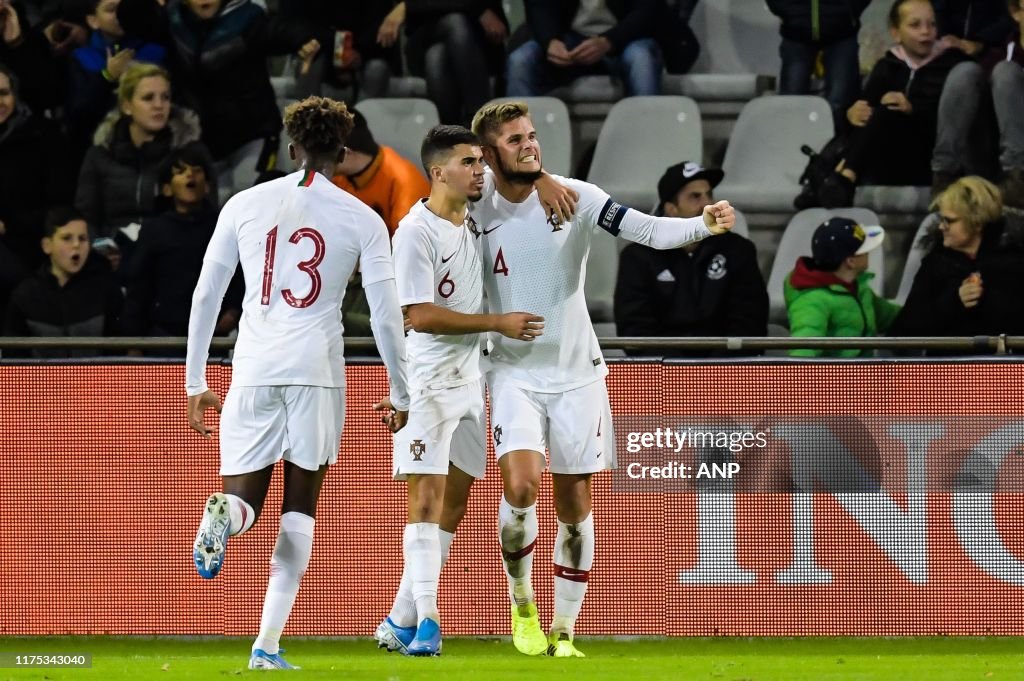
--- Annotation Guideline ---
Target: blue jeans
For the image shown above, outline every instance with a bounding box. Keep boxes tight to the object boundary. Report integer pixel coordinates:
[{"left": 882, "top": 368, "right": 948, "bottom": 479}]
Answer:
[
  {"left": 778, "top": 34, "right": 861, "bottom": 126},
  {"left": 507, "top": 33, "right": 662, "bottom": 97}
]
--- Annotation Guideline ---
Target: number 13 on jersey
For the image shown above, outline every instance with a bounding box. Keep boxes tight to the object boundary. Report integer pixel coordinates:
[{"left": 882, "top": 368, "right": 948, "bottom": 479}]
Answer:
[{"left": 261, "top": 225, "right": 326, "bottom": 308}]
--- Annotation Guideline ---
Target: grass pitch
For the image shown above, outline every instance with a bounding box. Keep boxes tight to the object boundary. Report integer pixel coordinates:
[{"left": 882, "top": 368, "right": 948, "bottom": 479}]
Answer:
[{"left": 0, "top": 636, "right": 1021, "bottom": 680}]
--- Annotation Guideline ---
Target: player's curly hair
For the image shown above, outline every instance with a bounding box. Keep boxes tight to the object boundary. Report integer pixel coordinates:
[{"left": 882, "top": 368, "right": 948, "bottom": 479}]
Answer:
[
  {"left": 471, "top": 101, "right": 530, "bottom": 145},
  {"left": 283, "top": 97, "right": 354, "bottom": 157}
]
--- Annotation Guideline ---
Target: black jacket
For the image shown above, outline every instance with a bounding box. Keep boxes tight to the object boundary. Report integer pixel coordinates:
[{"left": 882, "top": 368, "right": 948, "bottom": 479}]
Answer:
[
  {"left": 889, "top": 218, "right": 1024, "bottom": 351},
  {"left": 167, "top": 0, "right": 314, "bottom": 159},
  {"left": 74, "top": 107, "right": 213, "bottom": 239},
  {"left": 614, "top": 233, "right": 769, "bottom": 357},
  {"left": 0, "top": 105, "right": 76, "bottom": 271},
  {"left": 861, "top": 48, "right": 966, "bottom": 135},
  {"left": 121, "top": 208, "right": 241, "bottom": 336},
  {"left": 934, "top": 0, "right": 1016, "bottom": 47},
  {"left": 766, "top": 0, "right": 871, "bottom": 44},
  {"left": 523, "top": 0, "right": 659, "bottom": 53},
  {"left": 3, "top": 255, "right": 123, "bottom": 358}
]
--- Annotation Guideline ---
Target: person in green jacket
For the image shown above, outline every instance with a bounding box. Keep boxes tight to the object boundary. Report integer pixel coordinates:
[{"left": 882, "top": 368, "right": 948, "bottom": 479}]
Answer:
[{"left": 784, "top": 217, "right": 901, "bottom": 357}]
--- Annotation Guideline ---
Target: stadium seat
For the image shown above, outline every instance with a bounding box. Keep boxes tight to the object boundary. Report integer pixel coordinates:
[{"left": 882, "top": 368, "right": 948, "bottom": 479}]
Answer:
[
  {"left": 383, "top": 77, "right": 428, "bottom": 98},
  {"left": 355, "top": 98, "right": 440, "bottom": 176},
  {"left": 854, "top": 185, "right": 931, "bottom": 213},
  {"left": 587, "top": 96, "right": 703, "bottom": 210},
  {"left": 895, "top": 213, "right": 938, "bottom": 305},
  {"left": 488, "top": 97, "right": 572, "bottom": 177},
  {"left": 714, "top": 96, "right": 835, "bottom": 213},
  {"left": 585, "top": 232, "right": 621, "bottom": 323},
  {"left": 688, "top": 0, "right": 781, "bottom": 76},
  {"left": 765, "top": 208, "right": 885, "bottom": 324},
  {"left": 662, "top": 73, "right": 772, "bottom": 101}
]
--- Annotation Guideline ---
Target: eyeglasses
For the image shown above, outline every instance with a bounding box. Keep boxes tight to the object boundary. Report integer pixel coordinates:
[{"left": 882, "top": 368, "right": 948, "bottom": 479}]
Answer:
[{"left": 937, "top": 214, "right": 962, "bottom": 226}]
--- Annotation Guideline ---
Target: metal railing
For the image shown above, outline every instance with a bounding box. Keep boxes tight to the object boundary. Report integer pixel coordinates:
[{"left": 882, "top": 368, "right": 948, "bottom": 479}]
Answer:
[{"left": 0, "top": 336, "right": 1021, "bottom": 354}]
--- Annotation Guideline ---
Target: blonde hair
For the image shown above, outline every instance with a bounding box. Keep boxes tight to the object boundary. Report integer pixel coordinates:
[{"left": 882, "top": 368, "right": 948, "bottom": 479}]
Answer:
[
  {"left": 118, "top": 62, "right": 171, "bottom": 107},
  {"left": 932, "top": 176, "right": 1003, "bottom": 231},
  {"left": 471, "top": 101, "right": 531, "bottom": 145}
]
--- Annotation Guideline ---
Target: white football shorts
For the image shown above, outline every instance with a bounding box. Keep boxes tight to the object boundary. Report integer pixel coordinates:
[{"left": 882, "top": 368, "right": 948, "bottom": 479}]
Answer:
[
  {"left": 219, "top": 385, "right": 345, "bottom": 476},
  {"left": 487, "top": 375, "right": 615, "bottom": 474},
  {"left": 393, "top": 380, "right": 487, "bottom": 480}
]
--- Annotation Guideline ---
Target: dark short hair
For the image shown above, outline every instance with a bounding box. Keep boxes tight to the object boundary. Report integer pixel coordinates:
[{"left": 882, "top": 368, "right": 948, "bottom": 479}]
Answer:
[
  {"left": 159, "top": 145, "right": 212, "bottom": 186},
  {"left": 345, "top": 109, "right": 379, "bottom": 158},
  {"left": 889, "top": 0, "right": 930, "bottom": 27},
  {"left": 420, "top": 125, "right": 480, "bottom": 176},
  {"left": 44, "top": 207, "right": 87, "bottom": 238},
  {"left": 283, "top": 97, "right": 354, "bottom": 157}
]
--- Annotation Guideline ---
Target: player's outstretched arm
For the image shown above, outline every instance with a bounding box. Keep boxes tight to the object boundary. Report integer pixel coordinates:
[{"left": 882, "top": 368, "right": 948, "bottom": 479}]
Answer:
[
  {"left": 405, "top": 303, "right": 544, "bottom": 340},
  {"left": 614, "top": 199, "right": 735, "bottom": 250},
  {"left": 365, "top": 278, "right": 411, "bottom": 412}
]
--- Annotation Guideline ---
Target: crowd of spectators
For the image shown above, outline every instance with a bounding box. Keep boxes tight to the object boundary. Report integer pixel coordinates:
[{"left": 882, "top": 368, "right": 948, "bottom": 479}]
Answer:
[{"left": 0, "top": 0, "right": 1022, "bottom": 358}]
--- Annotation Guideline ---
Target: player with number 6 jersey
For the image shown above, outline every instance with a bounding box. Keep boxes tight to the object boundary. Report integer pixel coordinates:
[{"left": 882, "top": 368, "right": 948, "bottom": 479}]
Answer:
[
  {"left": 184, "top": 97, "right": 410, "bottom": 671},
  {"left": 470, "top": 101, "right": 736, "bottom": 658}
]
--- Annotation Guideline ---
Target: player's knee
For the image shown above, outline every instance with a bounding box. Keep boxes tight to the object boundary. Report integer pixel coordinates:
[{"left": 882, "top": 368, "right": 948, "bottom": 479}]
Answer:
[{"left": 504, "top": 476, "right": 540, "bottom": 507}]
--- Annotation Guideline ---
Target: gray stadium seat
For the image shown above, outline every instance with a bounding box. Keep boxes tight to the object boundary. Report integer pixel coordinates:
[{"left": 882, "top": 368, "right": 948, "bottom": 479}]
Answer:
[
  {"left": 895, "top": 213, "right": 938, "bottom": 305},
  {"left": 688, "top": 0, "right": 781, "bottom": 76},
  {"left": 488, "top": 97, "right": 572, "bottom": 177},
  {"left": 714, "top": 96, "right": 835, "bottom": 213},
  {"left": 383, "top": 76, "right": 428, "bottom": 98},
  {"left": 355, "top": 98, "right": 439, "bottom": 176},
  {"left": 587, "top": 96, "right": 702, "bottom": 210},
  {"left": 585, "top": 232, "right": 621, "bottom": 323},
  {"left": 854, "top": 186, "right": 931, "bottom": 213},
  {"left": 766, "top": 208, "right": 885, "bottom": 324}
]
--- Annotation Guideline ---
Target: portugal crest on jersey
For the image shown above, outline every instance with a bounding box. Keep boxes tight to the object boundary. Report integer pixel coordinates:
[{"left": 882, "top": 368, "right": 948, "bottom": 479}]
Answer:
[
  {"left": 411, "top": 439, "right": 426, "bottom": 461},
  {"left": 493, "top": 424, "right": 503, "bottom": 446}
]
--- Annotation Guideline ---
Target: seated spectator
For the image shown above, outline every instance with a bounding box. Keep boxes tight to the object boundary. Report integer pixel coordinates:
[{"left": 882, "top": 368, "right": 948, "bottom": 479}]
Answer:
[
  {"left": 120, "top": 146, "right": 240, "bottom": 344},
  {"left": 785, "top": 217, "right": 900, "bottom": 357},
  {"left": 614, "top": 161, "right": 768, "bottom": 357},
  {"left": 330, "top": 108, "right": 429, "bottom": 237},
  {"left": 166, "top": 0, "right": 319, "bottom": 198},
  {"left": 0, "top": 0, "right": 65, "bottom": 114},
  {"left": 3, "top": 207, "right": 123, "bottom": 358},
  {"left": 74, "top": 62, "right": 214, "bottom": 264},
  {"left": 766, "top": 0, "right": 871, "bottom": 127},
  {"left": 931, "top": 0, "right": 1017, "bottom": 194},
  {"left": 380, "top": 1, "right": 507, "bottom": 125},
  {"left": 819, "top": 0, "right": 966, "bottom": 208},
  {"left": 278, "top": 0, "right": 401, "bottom": 99},
  {"left": 68, "top": 0, "right": 166, "bottom": 153},
  {"left": 0, "top": 62, "right": 75, "bottom": 275},
  {"left": 507, "top": 0, "right": 662, "bottom": 98},
  {"left": 889, "top": 176, "right": 1024, "bottom": 349}
]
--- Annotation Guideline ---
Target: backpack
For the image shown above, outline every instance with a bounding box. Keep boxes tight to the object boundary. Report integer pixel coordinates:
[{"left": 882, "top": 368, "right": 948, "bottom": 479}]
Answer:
[{"left": 794, "top": 135, "right": 848, "bottom": 210}]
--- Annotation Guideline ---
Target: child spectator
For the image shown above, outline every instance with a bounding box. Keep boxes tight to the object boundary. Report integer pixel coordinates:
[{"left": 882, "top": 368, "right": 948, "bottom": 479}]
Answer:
[
  {"left": 68, "top": 0, "right": 166, "bottom": 151},
  {"left": 3, "top": 207, "right": 123, "bottom": 357},
  {"left": 120, "top": 146, "right": 240, "bottom": 343},
  {"left": 819, "top": 0, "right": 966, "bottom": 208},
  {"left": 785, "top": 217, "right": 900, "bottom": 357}
]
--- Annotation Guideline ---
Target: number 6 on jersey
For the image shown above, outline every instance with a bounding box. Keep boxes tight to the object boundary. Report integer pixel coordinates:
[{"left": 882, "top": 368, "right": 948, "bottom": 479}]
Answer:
[{"left": 260, "top": 225, "right": 326, "bottom": 308}]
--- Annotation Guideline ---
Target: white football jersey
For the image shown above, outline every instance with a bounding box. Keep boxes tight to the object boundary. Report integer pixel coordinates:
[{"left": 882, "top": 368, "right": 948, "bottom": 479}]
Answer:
[
  {"left": 393, "top": 199, "right": 484, "bottom": 392},
  {"left": 203, "top": 169, "right": 394, "bottom": 388},
  {"left": 472, "top": 176, "right": 710, "bottom": 392}
]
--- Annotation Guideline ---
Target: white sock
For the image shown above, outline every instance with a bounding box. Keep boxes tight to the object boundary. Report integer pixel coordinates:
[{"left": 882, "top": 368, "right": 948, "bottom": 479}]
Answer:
[
  {"left": 551, "top": 513, "right": 594, "bottom": 637},
  {"left": 225, "top": 494, "right": 255, "bottom": 536},
  {"left": 404, "top": 523, "right": 442, "bottom": 624},
  {"left": 498, "top": 496, "right": 538, "bottom": 610},
  {"left": 252, "top": 512, "right": 314, "bottom": 654},
  {"left": 389, "top": 529, "right": 454, "bottom": 628}
]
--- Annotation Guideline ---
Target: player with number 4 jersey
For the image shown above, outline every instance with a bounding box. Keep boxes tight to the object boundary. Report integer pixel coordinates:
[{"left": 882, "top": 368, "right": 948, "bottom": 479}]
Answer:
[
  {"left": 184, "top": 97, "right": 410, "bottom": 671},
  {"left": 470, "top": 101, "right": 736, "bottom": 658}
]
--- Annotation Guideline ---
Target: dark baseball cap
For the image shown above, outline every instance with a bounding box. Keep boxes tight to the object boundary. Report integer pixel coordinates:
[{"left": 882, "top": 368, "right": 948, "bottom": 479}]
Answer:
[
  {"left": 812, "top": 217, "right": 885, "bottom": 270},
  {"left": 657, "top": 161, "right": 724, "bottom": 210}
]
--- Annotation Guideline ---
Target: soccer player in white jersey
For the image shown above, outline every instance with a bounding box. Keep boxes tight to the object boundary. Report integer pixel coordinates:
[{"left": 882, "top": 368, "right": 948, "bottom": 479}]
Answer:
[
  {"left": 470, "top": 101, "right": 735, "bottom": 658},
  {"left": 373, "top": 125, "right": 545, "bottom": 656},
  {"left": 184, "top": 97, "right": 411, "bottom": 671}
]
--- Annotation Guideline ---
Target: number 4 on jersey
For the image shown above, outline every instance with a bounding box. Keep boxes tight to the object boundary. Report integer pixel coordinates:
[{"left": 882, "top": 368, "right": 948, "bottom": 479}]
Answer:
[
  {"left": 261, "top": 225, "right": 326, "bottom": 308},
  {"left": 493, "top": 247, "right": 509, "bottom": 277}
]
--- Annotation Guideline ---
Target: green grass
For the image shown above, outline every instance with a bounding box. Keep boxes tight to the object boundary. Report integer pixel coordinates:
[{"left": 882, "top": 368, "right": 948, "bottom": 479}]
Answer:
[{"left": 0, "top": 637, "right": 1022, "bottom": 680}]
